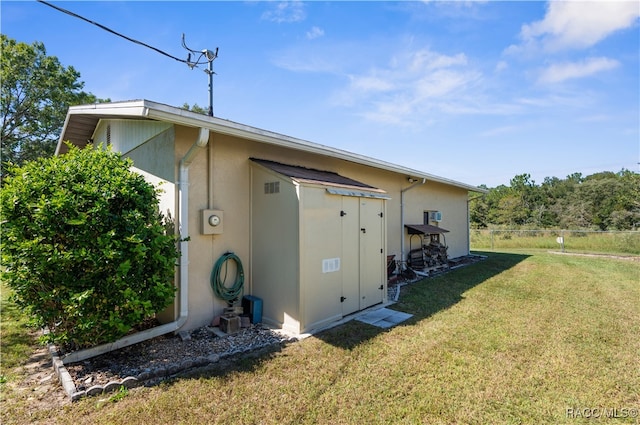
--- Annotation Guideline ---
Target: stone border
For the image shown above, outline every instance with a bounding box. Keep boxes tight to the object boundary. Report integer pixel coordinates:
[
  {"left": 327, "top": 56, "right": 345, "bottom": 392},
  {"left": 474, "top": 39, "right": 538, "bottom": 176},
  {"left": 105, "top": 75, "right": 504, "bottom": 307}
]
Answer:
[
  {"left": 49, "top": 344, "right": 80, "bottom": 400},
  {"left": 48, "top": 337, "right": 292, "bottom": 401}
]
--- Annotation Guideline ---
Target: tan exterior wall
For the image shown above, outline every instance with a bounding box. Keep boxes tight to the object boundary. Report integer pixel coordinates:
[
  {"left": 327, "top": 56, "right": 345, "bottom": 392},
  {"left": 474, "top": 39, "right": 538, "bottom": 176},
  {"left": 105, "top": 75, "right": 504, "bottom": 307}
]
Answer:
[
  {"left": 119, "top": 123, "right": 472, "bottom": 332},
  {"left": 175, "top": 126, "right": 217, "bottom": 330},
  {"left": 111, "top": 123, "right": 178, "bottom": 324},
  {"left": 400, "top": 182, "right": 470, "bottom": 260},
  {"left": 250, "top": 164, "right": 301, "bottom": 333}
]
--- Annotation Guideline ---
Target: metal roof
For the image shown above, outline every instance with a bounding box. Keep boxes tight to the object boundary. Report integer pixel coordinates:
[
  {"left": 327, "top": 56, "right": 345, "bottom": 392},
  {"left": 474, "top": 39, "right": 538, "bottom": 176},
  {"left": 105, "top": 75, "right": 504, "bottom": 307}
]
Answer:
[
  {"left": 57, "top": 99, "right": 487, "bottom": 193},
  {"left": 251, "top": 158, "right": 378, "bottom": 190},
  {"left": 251, "top": 158, "right": 390, "bottom": 199}
]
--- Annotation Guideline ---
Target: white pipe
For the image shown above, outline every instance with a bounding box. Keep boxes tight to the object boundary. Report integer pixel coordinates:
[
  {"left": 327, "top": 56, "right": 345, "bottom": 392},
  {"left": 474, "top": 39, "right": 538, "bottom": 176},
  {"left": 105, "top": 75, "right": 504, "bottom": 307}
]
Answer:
[
  {"left": 176, "top": 127, "right": 210, "bottom": 323},
  {"left": 400, "top": 178, "right": 426, "bottom": 269},
  {"left": 61, "top": 127, "right": 210, "bottom": 364}
]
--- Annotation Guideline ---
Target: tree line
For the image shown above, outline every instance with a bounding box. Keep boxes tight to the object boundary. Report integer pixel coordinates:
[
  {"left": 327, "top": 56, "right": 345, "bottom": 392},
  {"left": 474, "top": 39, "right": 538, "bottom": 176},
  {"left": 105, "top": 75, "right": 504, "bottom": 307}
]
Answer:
[{"left": 470, "top": 171, "right": 640, "bottom": 231}]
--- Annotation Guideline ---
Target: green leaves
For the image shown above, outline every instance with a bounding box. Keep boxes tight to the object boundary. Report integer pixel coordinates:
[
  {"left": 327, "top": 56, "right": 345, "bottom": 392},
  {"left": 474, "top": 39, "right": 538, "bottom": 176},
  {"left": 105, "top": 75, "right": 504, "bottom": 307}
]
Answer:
[
  {"left": 0, "top": 144, "right": 178, "bottom": 350},
  {"left": 0, "top": 35, "right": 108, "bottom": 182},
  {"left": 470, "top": 170, "right": 640, "bottom": 230}
]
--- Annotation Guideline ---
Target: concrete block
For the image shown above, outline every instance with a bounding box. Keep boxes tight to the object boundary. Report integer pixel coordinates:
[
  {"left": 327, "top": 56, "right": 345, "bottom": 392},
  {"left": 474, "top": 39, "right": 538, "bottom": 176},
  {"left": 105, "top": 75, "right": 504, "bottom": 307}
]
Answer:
[{"left": 220, "top": 315, "right": 241, "bottom": 334}]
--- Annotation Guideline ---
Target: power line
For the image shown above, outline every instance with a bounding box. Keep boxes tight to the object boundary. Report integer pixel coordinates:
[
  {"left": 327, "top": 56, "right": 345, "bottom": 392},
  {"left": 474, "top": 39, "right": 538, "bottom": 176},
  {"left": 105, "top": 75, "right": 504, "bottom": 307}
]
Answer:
[
  {"left": 37, "top": 0, "right": 219, "bottom": 115},
  {"left": 37, "top": 0, "right": 190, "bottom": 65}
]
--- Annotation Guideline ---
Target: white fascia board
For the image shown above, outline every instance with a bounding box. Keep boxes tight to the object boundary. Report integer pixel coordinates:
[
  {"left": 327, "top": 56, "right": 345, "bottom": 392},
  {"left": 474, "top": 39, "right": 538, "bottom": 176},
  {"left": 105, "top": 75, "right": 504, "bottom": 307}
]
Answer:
[
  {"left": 55, "top": 113, "right": 74, "bottom": 156},
  {"left": 66, "top": 100, "right": 151, "bottom": 117}
]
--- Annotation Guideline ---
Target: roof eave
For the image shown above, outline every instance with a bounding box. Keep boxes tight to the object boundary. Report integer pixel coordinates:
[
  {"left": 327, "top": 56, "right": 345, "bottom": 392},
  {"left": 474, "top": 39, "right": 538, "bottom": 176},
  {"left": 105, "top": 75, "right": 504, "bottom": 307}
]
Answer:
[
  {"left": 58, "top": 99, "right": 487, "bottom": 193},
  {"left": 56, "top": 100, "right": 152, "bottom": 155}
]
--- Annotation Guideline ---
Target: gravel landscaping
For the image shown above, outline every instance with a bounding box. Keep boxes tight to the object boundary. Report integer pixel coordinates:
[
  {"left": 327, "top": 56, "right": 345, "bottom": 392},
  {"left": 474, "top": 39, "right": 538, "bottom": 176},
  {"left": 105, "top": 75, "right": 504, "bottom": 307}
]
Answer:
[{"left": 61, "top": 324, "right": 295, "bottom": 398}]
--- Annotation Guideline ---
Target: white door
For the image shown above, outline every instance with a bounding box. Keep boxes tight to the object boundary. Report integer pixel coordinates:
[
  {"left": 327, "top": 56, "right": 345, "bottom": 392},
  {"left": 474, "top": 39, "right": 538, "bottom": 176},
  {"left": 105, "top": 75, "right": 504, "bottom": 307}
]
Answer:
[
  {"left": 341, "top": 197, "right": 385, "bottom": 315},
  {"left": 341, "top": 196, "right": 360, "bottom": 315},
  {"left": 358, "top": 198, "right": 385, "bottom": 310}
]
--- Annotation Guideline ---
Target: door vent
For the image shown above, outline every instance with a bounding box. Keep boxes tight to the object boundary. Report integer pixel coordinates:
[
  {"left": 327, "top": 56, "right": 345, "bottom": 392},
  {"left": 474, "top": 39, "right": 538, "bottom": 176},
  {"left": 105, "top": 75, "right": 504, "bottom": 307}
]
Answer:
[{"left": 322, "top": 258, "right": 341, "bottom": 273}]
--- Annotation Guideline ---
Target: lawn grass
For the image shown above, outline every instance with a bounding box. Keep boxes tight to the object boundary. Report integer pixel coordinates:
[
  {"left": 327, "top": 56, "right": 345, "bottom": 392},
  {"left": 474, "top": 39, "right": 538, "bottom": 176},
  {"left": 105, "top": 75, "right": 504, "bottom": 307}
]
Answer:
[
  {"left": 0, "top": 282, "right": 37, "bottom": 379},
  {"left": 471, "top": 229, "right": 640, "bottom": 255},
  {"left": 2, "top": 251, "right": 639, "bottom": 424}
]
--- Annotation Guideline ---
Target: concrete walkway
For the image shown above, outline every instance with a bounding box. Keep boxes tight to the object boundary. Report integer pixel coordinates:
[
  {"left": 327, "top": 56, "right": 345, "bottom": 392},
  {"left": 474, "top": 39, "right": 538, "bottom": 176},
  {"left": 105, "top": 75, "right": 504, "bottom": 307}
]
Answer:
[{"left": 355, "top": 307, "right": 413, "bottom": 329}]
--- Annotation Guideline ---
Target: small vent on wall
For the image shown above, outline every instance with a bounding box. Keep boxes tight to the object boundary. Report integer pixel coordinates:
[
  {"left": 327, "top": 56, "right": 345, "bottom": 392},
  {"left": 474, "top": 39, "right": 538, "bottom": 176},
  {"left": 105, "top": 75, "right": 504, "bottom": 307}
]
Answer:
[
  {"left": 264, "top": 181, "right": 280, "bottom": 194},
  {"left": 322, "top": 258, "right": 340, "bottom": 273},
  {"left": 106, "top": 124, "right": 111, "bottom": 144}
]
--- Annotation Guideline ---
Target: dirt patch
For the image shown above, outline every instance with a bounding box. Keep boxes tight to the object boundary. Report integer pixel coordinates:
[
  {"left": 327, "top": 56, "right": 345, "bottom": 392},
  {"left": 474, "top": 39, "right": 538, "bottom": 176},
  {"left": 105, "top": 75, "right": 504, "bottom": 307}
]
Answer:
[
  {"left": 5, "top": 343, "right": 71, "bottom": 414},
  {"left": 548, "top": 251, "right": 640, "bottom": 261}
]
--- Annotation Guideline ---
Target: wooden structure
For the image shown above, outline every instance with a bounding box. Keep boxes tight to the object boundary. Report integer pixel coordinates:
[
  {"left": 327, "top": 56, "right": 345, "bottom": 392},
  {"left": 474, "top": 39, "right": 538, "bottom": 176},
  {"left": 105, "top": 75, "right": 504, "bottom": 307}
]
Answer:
[{"left": 405, "top": 224, "right": 450, "bottom": 271}]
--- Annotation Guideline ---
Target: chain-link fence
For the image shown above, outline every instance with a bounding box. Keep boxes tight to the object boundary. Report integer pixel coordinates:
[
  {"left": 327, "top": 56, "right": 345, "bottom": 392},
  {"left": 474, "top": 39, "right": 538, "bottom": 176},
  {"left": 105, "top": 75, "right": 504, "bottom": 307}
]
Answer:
[{"left": 471, "top": 229, "right": 640, "bottom": 255}]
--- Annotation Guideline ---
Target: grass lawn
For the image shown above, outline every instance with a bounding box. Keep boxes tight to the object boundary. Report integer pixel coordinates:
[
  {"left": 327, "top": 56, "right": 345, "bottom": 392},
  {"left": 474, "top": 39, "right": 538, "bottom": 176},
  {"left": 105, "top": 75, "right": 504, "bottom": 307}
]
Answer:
[
  {"left": 0, "top": 282, "right": 36, "bottom": 381},
  {"left": 471, "top": 229, "right": 640, "bottom": 255},
  {"left": 2, "top": 251, "right": 639, "bottom": 424}
]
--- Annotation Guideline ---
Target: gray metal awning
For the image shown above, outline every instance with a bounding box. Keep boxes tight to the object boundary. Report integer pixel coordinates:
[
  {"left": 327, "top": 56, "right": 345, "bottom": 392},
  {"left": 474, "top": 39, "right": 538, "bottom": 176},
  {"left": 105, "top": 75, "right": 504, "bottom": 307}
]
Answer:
[
  {"left": 326, "top": 188, "right": 391, "bottom": 200},
  {"left": 405, "top": 224, "right": 450, "bottom": 235}
]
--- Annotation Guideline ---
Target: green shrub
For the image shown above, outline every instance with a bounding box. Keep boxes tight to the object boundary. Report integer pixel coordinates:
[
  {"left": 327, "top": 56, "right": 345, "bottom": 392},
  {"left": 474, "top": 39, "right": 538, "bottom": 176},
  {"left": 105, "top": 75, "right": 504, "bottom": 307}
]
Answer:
[{"left": 0, "top": 144, "right": 178, "bottom": 350}]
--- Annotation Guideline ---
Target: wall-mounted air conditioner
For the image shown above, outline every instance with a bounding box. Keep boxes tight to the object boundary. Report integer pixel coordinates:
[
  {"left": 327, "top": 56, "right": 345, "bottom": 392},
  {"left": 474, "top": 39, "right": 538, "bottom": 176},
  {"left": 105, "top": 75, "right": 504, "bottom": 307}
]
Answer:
[{"left": 430, "top": 211, "right": 442, "bottom": 222}]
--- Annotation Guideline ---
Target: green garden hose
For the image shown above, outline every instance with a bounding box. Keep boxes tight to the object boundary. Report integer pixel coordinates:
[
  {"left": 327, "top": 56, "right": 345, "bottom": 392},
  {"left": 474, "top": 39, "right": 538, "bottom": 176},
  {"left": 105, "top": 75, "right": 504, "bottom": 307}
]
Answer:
[{"left": 211, "top": 252, "right": 244, "bottom": 305}]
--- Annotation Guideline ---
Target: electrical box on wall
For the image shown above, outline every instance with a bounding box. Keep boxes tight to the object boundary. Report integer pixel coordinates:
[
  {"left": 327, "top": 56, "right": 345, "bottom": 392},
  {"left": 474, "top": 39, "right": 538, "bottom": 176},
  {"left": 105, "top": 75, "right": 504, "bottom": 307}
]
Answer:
[{"left": 201, "top": 209, "right": 224, "bottom": 235}]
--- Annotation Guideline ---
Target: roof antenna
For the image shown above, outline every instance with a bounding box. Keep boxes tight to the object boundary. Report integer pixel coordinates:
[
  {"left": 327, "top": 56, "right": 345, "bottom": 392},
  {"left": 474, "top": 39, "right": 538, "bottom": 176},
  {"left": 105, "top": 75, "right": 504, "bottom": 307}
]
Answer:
[{"left": 182, "top": 34, "right": 218, "bottom": 117}]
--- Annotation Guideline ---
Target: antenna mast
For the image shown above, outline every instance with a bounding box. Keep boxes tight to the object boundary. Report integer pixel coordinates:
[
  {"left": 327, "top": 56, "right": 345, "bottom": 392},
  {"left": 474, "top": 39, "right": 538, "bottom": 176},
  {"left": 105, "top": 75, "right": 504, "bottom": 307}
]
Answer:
[{"left": 182, "top": 34, "right": 219, "bottom": 117}]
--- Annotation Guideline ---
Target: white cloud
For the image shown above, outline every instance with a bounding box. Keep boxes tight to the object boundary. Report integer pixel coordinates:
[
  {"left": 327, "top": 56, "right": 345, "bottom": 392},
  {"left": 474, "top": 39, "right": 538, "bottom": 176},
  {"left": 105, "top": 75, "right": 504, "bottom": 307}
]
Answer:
[
  {"left": 415, "top": 69, "right": 473, "bottom": 98},
  {"left": 516, "top": 91, "right": 599, "bottom": 109},
  {"left": 408, "top": 50, "right": 468, "bottom": 71},
  {"left": 335, "top": 48, "right": 481, "bottom": 125},
  {"left": 519, "top": 1, "right": 640, "bottom": 51},
  {"left": 538, "top": 57, "right": 620, "bottom": 84},
  {"left": 346, "top": 51, "right": 470, "bottom": 99},
  {"left": 349, "top": 75, "right": 395, "bottom": 93},
  {"left": 359, "top": 97, "right": 416, "bottom": 126},
  {"left": 306, "top": 26, "right": 324, "bottom": 40},
  {"left": 261, "top": 1, "right": 306, "bottom": 23},
  {"left": 494, "top": 60, "right": 508, "bottom": 73}
]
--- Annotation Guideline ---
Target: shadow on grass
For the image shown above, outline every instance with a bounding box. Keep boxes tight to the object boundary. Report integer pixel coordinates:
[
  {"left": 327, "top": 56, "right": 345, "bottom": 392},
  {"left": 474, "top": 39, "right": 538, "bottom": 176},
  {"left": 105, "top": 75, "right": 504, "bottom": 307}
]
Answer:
[
  {"left": 84, "top": 252, "right": 532, "bottom": 389},
  {"left": 314, "top": 251, "right": 530, "bottom": 351}
]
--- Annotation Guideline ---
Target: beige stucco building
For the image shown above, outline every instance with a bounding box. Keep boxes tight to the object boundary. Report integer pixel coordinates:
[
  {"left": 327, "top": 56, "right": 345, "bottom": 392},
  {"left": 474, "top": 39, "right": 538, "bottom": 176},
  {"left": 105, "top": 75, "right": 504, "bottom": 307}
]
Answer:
[{"left": 57, "top": 99, "right": 484, "bottom": 341}]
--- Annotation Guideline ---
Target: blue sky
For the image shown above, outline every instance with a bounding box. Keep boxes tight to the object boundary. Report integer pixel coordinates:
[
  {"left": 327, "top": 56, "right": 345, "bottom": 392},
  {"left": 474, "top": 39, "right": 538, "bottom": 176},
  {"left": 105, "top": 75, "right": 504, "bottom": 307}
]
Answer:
[{"left": 2, "top": 1, "right": 639, "bottom": 187}]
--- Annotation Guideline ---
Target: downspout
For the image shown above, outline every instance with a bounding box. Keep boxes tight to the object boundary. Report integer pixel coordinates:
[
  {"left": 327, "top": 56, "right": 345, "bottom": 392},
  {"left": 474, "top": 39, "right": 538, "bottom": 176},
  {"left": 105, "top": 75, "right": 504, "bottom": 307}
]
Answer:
[
  {"left": 400, "top": 178, "right": 426, "bottom": 269},
  {"left": 176, "top": 127, "right": 210, "bottom": 326},
  {"left": 61, "top": 127, "right": 210, "bottom": 364}
]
